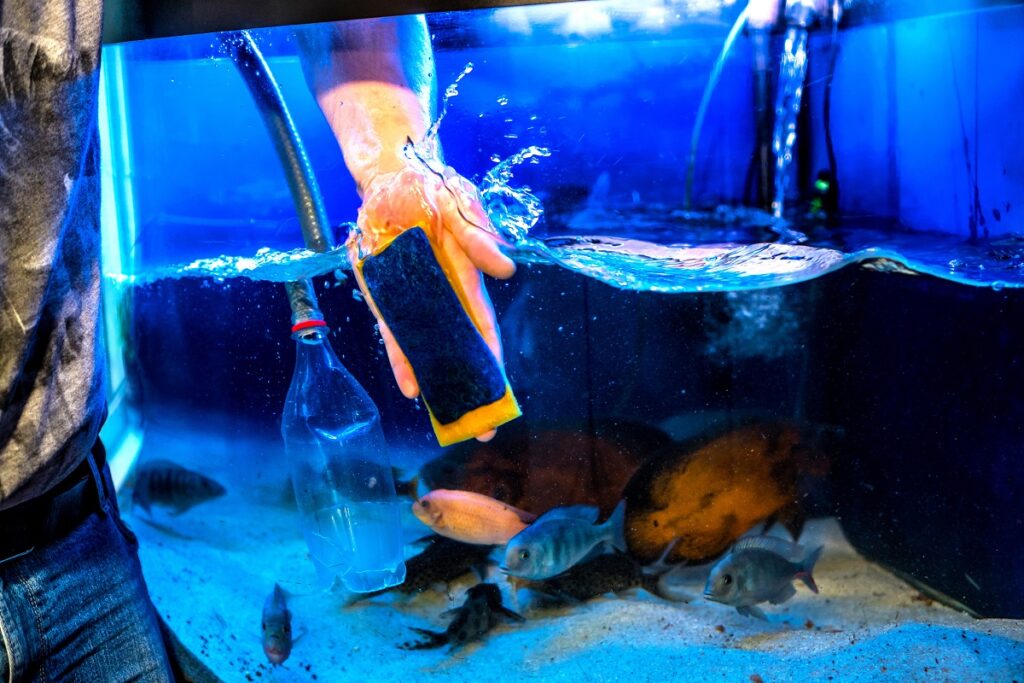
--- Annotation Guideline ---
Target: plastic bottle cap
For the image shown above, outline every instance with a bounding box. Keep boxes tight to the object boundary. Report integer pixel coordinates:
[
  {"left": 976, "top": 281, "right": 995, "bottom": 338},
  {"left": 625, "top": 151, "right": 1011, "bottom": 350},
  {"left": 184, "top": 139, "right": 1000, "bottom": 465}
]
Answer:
[{"left": 291, "top": 320, "right": 328, "bottom": 334}]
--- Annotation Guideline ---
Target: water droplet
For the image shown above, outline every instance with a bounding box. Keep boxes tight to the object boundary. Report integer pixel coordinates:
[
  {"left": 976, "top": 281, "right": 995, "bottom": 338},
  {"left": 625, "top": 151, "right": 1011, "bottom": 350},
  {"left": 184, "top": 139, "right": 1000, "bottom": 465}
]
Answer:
[
  {"left": 992, "top": 281, "right": 1006, "bottom": 291},
  {"left": 497, "top": 96, "right": 509, "bottom": 106}
]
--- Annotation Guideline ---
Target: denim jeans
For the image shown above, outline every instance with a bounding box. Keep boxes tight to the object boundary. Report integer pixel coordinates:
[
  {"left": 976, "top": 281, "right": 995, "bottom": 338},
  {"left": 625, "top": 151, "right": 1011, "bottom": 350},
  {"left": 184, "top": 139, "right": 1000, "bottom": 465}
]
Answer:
[{"left": 0, "top": 458, "right": 173, "bottom": 682}]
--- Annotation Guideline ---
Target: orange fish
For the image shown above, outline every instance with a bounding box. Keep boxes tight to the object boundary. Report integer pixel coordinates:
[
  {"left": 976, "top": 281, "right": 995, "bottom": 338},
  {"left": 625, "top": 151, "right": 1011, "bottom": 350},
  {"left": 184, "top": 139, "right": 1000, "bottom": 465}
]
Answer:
[{"left": 412, "top": 490, "right": 537, "bottom": 546}]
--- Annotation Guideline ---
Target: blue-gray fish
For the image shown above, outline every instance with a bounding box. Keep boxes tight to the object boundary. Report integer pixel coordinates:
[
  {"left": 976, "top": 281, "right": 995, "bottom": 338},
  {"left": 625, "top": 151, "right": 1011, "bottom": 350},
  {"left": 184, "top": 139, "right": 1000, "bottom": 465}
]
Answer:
[
  {"left": 132, "top": 459, "right": 226, "bottom": 516},
  {"left": 501, "top": 501, "right": 626, "bottom": 580},
  {"left": 704, "top": 536, "right": 823, "bottom": 620},
  {"left": 262, "top": 584, "right": 293, "bottom": 665}
]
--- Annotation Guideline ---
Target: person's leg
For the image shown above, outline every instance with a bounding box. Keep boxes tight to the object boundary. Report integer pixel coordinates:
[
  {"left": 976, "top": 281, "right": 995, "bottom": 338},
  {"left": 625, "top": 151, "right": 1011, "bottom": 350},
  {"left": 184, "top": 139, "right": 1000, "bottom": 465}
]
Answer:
[{"left": 0, "top": 467, "right": 173, "bottom": 682}]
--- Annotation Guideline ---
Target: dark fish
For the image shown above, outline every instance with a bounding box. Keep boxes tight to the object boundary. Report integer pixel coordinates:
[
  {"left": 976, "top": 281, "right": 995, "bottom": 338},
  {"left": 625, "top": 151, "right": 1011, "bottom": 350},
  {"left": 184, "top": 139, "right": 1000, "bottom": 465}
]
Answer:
[
  {"left": 399, "top": 583, "right": 523, "bottom": 652},
  {"left": 623, "top": 422, "right": 825, "bottom": 565},
  {"left": 704, "top": 536, "right": 823, "bottom": 620},
  {"left": 262, "top": 584, "right": 293, "bottom": 665},
  {"left": 132, "top": 459, "right": 226, "bottom": 516},
  {"left": 518, "top": 552, "right": 692, "bottom": 605},
  {"left": 351, "top": 536, "right": 495, "bottom": 602},
  {"left": 417, "top": 420, "right": 669, "bottom": 518}
]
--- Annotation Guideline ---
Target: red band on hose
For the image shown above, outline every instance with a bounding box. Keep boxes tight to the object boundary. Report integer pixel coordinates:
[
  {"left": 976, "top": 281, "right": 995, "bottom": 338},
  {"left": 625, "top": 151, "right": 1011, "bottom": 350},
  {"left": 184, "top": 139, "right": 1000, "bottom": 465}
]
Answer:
[{"left": 291, "top": 320, "right": 328, "bottom": 333}]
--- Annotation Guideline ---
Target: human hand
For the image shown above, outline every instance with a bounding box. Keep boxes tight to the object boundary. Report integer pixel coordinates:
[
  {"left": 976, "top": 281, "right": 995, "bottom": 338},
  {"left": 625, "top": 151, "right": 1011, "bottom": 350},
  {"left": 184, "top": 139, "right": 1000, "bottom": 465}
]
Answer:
[{"left": 349, "top": 163, "right": 516, "bottom": 441}]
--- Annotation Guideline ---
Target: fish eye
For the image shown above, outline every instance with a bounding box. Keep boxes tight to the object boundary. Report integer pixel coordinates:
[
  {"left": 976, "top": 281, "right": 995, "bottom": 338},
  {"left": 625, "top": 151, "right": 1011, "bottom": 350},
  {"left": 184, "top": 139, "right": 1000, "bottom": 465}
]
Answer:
[
  {"left": 284, "top": 624, "right": 291, "bottom": 634},
  {"left": 420, "top": 500, "right": 430, "bottom": 509},
  {"left": 722, "top": 574, "right": 733, "bottom": 586},
  {"left": 519, "top": 550, "right": 530, "bottom": 560}
]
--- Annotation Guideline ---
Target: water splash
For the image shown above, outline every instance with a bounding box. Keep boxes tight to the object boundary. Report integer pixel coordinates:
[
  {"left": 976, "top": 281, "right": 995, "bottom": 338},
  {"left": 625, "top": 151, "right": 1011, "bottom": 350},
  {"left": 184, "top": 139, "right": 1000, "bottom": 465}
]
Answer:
[
  {"left": 479, "top": 146, "right": 551, "bottom": 243},
  {"left": 399, "top": 64, "right": 550, "bottom": 247},
  {"left": 412, "top": 62, "right": 474, "bottom": 171},
  {"left": 515, "top": 237, "right": 846, "bottom": 293},
  {"left": 118, "top": 244, "right": 351, "bottom": 286},
  {"left": 123, "top": 60, "right": 1024, "bottom": 294},
  {"left": 771, "top": 26, "right": 810, "bottom": 228}
]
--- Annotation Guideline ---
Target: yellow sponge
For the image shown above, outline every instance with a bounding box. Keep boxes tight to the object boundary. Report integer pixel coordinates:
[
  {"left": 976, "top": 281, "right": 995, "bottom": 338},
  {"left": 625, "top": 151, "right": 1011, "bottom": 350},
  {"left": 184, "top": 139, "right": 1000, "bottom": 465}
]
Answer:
[{"left": 354, "top": 227, "right": 520, "bottom": 446}]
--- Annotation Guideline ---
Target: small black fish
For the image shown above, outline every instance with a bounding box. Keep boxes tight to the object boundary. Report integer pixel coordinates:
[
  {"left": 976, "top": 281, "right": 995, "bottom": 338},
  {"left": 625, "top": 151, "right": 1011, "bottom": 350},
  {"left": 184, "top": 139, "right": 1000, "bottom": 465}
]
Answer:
[
  {"left": 132, "top": 460, "right": 226, "bottom": 516},
  {"left": 262, "top": 584, "right": 292, "bottom": 665},
  {"left": 399, "top": 583, "right": 523, "bottom": 652},
  {"left": 518, "top": 552, "right": 692, "bottom": 604},
  {"left": 352, "top": 536, "right": 495, "bottom": 602}
]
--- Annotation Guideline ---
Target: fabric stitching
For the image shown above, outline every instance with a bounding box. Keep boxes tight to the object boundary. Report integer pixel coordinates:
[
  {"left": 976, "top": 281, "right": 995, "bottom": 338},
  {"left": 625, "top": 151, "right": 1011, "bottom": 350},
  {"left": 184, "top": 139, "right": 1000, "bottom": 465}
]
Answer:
[
  {"left": 13, "top": 566, "right": 47, "bottom": 683},
  {"left": 0, "top": 595, "right": 14, "bottom": 683}
]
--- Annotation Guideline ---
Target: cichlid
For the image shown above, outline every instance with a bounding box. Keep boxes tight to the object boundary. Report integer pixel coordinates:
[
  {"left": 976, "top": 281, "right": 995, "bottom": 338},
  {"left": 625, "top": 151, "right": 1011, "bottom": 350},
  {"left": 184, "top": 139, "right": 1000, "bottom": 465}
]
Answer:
[
  {"left": 412, "top": 489, "right": 536, "bottom": 546},
  {"left": 352, "top": 536, "right": 496, "bottom": 603},
  {"left": 518, "top": 551, "right": 692, "bottom": 605},
  {"left": 132, "top": 460, "right": 226, "bottom": 516},
  {"left": 704, "top": 535, "right": 823, "bottom": 620},
  {"left": 262, "top": 584, "right": 293, "bottom": 665},
  {"left": 399, "top": 583, "right": 523, "bottom": 653},
  {"left": 501, "top": 501, "right": 626, "bottom": 580}
]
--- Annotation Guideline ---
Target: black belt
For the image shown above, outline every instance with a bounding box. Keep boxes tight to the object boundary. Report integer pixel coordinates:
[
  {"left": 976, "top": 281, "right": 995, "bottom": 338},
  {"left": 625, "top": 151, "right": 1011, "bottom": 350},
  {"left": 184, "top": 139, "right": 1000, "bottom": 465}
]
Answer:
[{"left": 0, "top": 441, "right": 107, "bottom": 566}]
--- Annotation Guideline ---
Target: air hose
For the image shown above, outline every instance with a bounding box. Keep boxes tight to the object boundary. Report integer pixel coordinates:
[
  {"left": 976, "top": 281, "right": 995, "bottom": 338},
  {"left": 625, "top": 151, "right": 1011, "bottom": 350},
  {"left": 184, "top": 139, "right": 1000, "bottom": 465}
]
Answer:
[{"left": 218, "top": 29, "right": 333, "bottom": 326}]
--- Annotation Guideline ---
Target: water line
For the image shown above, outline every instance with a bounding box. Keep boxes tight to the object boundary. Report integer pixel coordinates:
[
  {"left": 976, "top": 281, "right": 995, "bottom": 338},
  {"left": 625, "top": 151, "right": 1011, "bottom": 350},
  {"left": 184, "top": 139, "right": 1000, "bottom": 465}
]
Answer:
[{"left": 684, "top": 4, "right": 751, "bottom": 210}]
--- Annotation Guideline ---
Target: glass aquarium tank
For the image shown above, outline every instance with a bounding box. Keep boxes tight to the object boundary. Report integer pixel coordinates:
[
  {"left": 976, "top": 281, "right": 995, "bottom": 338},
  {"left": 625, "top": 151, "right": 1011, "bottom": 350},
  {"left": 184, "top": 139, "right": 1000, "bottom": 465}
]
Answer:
[{"left": 97, "top": 0, "right": 1024, "bottom": 679}]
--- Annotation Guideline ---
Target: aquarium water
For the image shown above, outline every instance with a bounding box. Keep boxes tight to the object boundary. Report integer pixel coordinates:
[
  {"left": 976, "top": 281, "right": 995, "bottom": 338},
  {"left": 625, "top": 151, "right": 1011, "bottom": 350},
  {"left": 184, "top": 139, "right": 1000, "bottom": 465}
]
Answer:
[{"left": 96, "top": 0, "right": 1024, "bottom": 680}]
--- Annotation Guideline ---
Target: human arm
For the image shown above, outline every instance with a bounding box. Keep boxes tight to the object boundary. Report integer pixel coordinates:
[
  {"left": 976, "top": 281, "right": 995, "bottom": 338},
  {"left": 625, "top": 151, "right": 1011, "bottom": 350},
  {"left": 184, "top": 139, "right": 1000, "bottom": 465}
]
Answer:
[{"left": 299, "top": 16, "right": 516, "bottom": 438}]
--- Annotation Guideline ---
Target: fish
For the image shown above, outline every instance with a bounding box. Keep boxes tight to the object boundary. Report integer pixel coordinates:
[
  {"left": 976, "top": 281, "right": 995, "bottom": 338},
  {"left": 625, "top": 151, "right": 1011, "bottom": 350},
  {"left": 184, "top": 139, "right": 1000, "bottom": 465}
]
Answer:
[
  {"left": 412, "top": 489, "right": 536, "bottom": 545},
  {"left": 398, "top": 583, "right": 524, "bottom": 652},
  {"left": 703, "top": 535, "right": 823, "bottom": 620},
  {"left": 262, "top": 584, "right": 293, "bottom": 665},
  {"left": 351, "top": 536, "right": 496, "bottom": 602},
  {"left": 517, "top": 551, "right": 692, "bottom": 605},
  {"left": 501, "top": 501, "right": 626, "bottom": 580},
  {"left": 416, "top": 420, "right": 669, "bottom": 517},
  {"left": 131, "top": 459, "right": 226, "bottom": 516},
  {"left": 622, "top": 422, "right": 825, "bottom": 564}
]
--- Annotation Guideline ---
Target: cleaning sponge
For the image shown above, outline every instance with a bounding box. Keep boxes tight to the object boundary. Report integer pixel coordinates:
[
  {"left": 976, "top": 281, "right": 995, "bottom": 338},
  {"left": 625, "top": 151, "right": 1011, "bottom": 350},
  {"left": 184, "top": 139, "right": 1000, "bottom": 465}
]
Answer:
[{"left": 356, "top": 227, "right": 520, "bottom": 446}]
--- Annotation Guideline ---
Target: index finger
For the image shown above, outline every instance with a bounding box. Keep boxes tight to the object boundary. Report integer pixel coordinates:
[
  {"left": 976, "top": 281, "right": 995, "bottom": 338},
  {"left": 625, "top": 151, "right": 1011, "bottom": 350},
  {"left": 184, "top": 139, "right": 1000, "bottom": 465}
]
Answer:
[
  {"left": 456, "top": 226, "right": 517, "bottom": 280},
  {"left": 438, "top": 176, "right": 517, "bottom": 279}
]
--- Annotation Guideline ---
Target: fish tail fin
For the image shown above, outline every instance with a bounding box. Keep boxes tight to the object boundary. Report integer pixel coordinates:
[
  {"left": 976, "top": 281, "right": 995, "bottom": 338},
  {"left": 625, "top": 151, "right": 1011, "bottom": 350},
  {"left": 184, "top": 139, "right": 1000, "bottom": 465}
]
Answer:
[
  {"left": 644, "top": 537, "right": 682, "bottom": 575},
  {"left": 650, "top": 572, "right": 693, "bottom": 604},
  {"left": 605, "top": 500, "right": 627, "bottom": 552},
  {"left": 132, "top": 485, "right": 151, "bottom": 516},
  {"left": 796, "top": 545, "right": 824, "bottom": 594},
  {"left": 272, "top": 583, "right": 292, "bottom": 604},
  {"left": 400, "top": 627, "right": 447, "bottom": 650},
  {"left": 407, "top": 475, "right": 422, "bottom": 501}
]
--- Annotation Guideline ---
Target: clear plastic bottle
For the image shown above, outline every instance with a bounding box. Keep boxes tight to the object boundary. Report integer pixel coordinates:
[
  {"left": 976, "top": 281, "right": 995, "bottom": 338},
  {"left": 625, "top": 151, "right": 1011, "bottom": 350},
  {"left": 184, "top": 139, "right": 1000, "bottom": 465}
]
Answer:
[{"left": 281, "top": 322, "right": 406, "bottom": 593}]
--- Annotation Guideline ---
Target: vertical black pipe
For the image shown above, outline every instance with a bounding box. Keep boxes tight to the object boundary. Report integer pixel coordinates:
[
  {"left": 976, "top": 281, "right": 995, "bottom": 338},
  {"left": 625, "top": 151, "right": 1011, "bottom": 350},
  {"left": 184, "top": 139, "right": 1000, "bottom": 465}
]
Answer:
[
  {"left": 220, "top": 30, "right": 333, "bottom": 253},
  {"left": 219, "top": 30, "right": 333, "bottom": 325}
]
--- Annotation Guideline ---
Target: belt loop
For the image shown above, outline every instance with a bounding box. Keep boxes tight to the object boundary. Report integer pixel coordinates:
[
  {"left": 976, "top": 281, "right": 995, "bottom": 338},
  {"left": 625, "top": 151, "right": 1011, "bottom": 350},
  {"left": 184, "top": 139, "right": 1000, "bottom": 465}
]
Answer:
[{"left": 85, "top": 452, "right": 111, "bottom": 517}]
